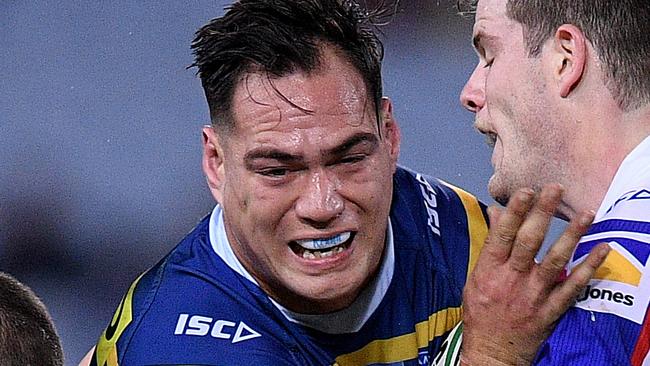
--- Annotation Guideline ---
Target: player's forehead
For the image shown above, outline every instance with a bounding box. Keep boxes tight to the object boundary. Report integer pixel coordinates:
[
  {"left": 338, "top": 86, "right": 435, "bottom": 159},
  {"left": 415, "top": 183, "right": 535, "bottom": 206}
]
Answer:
[
  {"left": 229, "top": 48, "right": 373, "bottom": 136},
  {"left": 472, "top": 0, "right": 511, "bottom": 47},
  {"left": 475, "top": 0, "right": 507, "bottom": 20},
  {"left": 232, "top": 73, "right": 368, "bottom": 120}
]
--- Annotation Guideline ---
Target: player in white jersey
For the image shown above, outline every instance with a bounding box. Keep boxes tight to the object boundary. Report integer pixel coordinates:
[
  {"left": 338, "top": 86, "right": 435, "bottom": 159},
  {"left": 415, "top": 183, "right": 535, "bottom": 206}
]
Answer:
[
  {"left": 458, "top": 0, "right": 650, "bottom": 364},
  {"left": 563, "top": 136, "right": 650, "bottom": 365},
  {"left": 574, "top": 136, "right": 650, "bottom": 325}
]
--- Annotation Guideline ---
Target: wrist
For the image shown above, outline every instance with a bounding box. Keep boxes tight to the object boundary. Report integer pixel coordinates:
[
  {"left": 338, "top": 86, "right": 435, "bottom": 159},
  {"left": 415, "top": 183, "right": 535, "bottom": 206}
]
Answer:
[{"left": 459, "top": 345, "right": 532, "bottom": 366}]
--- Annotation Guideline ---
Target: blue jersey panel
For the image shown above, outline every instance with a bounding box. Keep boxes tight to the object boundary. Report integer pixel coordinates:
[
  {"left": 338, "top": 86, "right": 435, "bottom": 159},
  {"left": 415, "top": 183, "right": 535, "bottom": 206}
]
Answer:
[{"left": 90, "top": 167, "right": 489, "bottom": 366}]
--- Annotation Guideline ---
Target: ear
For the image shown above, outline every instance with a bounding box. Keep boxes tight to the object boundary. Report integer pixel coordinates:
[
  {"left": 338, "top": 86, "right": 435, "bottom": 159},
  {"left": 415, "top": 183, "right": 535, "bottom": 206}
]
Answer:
[
  {"left": 380, "top": 97, "right": 401, "bottom": 167},
  {"left": 202, "top": 125, "right": 226, "bottom": 204},
  {"left": 551, "top": 24, "right": 587, "bottom": 98}
]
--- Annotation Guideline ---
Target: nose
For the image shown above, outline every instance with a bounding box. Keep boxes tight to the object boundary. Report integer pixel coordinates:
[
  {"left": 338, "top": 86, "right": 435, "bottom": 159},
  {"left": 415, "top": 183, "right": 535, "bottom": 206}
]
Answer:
[
  {"left": 460, "top": 65, "right": 485, "bottom": 113},
  {"left": 294, "top": 170, "right": 344, "bottom": 228}
]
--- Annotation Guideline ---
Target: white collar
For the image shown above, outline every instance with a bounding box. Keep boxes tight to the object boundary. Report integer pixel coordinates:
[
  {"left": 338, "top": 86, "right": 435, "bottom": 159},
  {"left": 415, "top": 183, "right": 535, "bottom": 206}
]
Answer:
[
  {"left": 597, "top": 135, "right": 650, "bottom": 220},
  {"left": 208, "top": 205, "right": 395, "bottom": 334}
]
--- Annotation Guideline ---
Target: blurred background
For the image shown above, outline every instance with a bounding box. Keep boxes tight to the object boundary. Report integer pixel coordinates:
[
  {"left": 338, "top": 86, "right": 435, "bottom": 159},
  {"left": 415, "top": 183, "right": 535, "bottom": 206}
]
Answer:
[{"left": 0, "top": 1, "right": 559, "bottom": 364}]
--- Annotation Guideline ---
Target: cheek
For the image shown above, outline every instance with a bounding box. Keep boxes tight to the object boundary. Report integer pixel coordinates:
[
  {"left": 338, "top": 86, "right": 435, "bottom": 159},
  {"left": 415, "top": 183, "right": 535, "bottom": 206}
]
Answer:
[
  {"left": 238, "top": 181, "right": 302, "bottom": 235},
  {"left": 341, "top": 159, "right": 393, "bottom": 210},
  {"left": 221, "top": 169, "right": 276, "bottom": 230},
  {"left": 485, "top": 61, "right": 528, "bottom": 104}
]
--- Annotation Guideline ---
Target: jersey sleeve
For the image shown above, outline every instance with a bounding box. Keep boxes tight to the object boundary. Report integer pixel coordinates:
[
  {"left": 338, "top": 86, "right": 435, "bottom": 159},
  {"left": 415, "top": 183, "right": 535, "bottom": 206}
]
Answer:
[
  {"left": 88, "top": 264, "right": 302, "bottom": 366},
  {"left": 392, "top": 169, "right": 489, "bottom": 295},
  {"left": 437, "top": 180, "right": 489, "bottom": 284},
  {"left": 89, "top": 272, "right": 144, "bottom": 366}
]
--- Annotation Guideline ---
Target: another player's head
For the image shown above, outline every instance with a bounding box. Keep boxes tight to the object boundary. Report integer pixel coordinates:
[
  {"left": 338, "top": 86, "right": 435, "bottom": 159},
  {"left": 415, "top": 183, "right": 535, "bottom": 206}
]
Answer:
[
  {"left": 193, "top": 0, "right": 400, "bottom": 314},
  {"left": 458, "top": 0, "right": 650, "bottom": 219},
  {"left": 0, "top": 272, "right": 64, "bottom": 366}
]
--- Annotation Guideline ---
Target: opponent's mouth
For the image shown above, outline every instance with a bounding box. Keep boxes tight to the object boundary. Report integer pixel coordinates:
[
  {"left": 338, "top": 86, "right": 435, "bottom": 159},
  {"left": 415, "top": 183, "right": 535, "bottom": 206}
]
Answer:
[
  {"left": 290, "top": 232, "right": 355, "bottom": 259},
  {"left": 485, "top": 131, "right": 497, "bottom": 148}
]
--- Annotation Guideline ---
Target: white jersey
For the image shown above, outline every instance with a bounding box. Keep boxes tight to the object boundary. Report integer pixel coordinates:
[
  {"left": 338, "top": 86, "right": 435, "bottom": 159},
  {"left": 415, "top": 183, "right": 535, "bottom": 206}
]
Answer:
[
  {"left": 560, "top": 134, "right": 650, "bottom": 365},
  {"left": 570, "top": 135, "right": 650, "bottom": 324}
]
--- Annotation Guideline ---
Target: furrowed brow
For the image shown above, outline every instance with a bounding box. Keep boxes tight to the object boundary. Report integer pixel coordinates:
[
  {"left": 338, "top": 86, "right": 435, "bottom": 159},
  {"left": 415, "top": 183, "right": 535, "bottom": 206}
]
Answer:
[
  {"left": 243, "top": 132, "right": 379, "bottom": 169},
  {"left": 325, "top": 132, "right": 379, "bottom": 157},
  {"left": 244, "top": 149, "right": 304, "bottom": 168}
]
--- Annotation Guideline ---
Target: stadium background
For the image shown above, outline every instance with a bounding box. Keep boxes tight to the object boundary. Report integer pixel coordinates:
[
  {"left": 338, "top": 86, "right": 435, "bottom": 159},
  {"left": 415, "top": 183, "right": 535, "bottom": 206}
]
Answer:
[{"left": 1, "top": 1, "right": 562, "bottom": 363}]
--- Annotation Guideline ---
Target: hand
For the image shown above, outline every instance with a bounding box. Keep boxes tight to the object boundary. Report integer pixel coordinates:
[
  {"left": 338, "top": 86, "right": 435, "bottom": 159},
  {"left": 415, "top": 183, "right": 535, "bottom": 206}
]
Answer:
[{"left": 460, "top": 184, "right": 610, "bottom": 365}]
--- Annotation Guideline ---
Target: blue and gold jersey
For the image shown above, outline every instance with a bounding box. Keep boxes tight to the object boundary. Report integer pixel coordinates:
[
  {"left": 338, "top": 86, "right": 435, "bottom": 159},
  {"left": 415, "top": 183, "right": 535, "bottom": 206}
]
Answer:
[{"left": 89, "top": 167, "right": 488, "bottom": 366}]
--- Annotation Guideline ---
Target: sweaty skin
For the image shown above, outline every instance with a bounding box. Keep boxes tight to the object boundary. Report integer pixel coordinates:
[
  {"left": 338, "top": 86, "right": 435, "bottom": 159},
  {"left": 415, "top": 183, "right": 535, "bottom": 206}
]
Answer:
[{"left": 202, "top": 45, "right": 401, "bottom": 314}]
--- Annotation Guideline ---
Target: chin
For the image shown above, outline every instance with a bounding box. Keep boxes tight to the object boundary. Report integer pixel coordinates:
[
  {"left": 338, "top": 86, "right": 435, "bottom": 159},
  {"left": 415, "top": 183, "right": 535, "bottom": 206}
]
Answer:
[
  {"left": 304, "top": 280, "right": 365, "bottom": 311},
  {"left": 488, "top": 176, "right": 511, "bottom": 207},
  {"left": 290, "top": 290, "right": 357, "bottom": 314}
]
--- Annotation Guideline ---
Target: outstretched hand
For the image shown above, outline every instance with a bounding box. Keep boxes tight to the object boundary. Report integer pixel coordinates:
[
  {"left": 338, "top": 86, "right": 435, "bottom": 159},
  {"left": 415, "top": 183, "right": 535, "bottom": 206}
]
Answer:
[{"left": 460, "top": 184, "right": 610, "bottom": 365}]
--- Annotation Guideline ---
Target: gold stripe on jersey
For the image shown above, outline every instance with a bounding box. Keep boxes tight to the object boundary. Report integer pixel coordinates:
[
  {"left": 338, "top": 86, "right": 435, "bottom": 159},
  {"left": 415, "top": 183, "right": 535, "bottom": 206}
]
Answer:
[
  {"left": 594, "top": 248, "right": 642, "bottom": 286},
  {"left": 441, "top": 181, "right": 489, "bottom": 281},
  {"left": 95, "top": 273, "right": 144, "bottom": 366},
  {"left": 333, "top": 306, "right": 462, "bottom": 365}
]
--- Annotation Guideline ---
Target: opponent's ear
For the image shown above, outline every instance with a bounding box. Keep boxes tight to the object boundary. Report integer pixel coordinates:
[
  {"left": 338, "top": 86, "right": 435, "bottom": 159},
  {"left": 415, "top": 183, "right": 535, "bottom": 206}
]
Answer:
[
  {"left": 380, "top": 97, "right": 401, "bottom": 167},
  {"left": 551, "top": 24, "right": 587, "bottom": 98},
  {"left": 202, "top": 125, "right": 226, "bottom": 204}
]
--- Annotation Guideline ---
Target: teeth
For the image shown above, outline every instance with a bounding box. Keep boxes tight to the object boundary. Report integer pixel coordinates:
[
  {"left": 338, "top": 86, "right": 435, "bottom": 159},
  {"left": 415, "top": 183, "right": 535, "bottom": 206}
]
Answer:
[
  {"left": 301, "top": 245, "right": 345, "bottom": 259},
  {"left": 296, "top": 232, "right": 351, "bottom": 250}
]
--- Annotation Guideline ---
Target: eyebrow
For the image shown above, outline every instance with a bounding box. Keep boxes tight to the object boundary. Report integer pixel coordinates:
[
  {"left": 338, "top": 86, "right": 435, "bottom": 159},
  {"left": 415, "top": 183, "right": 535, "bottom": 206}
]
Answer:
[
  {"left": 243, "top": 132, "right": 379, "bottom": 167},
  {"left": 326, "top": 132, "right": 378, "bottom": 157},
  {"left": 244, "top": 149, "right": 304, "bottom": 167}
]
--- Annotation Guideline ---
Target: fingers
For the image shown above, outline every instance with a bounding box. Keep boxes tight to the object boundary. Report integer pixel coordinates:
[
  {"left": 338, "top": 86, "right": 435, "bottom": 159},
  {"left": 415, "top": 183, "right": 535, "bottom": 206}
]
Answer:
[
  {"left": 543, "top": 242, "right": 610, "bottom": 321},
  {"left": 483, "top": 188, "right": 535, "bottom": 262},
  {"left": 487, "top": 205, "right": 503, "bottom": 227},
  {"left": 509, "top": 185, "right": 563, "bottom": 272},
  {"left": 535, "top": 209, "right": 595, "bottom": 286}
]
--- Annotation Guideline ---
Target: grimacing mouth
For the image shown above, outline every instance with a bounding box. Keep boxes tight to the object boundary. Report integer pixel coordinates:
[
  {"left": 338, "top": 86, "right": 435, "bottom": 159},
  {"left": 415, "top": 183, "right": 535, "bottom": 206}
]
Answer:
[{"left": 289, "top": 232, "right": 357, "bottom": 259}]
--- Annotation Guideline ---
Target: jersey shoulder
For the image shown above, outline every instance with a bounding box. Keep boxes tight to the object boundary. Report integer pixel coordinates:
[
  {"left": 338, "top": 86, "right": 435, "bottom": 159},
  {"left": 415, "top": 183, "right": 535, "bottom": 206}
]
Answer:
[
  {"left": 392, "top": 166, "right": 489, "bottom": 288},
  {"left": 571, "top": 200, "right": 650, "bottom": 325},
  {"left": 90, "top": 216, "right": 299, "bottom": 366},
  {"left": 570, "top": 172, "right": 650, "bottom": 325}
]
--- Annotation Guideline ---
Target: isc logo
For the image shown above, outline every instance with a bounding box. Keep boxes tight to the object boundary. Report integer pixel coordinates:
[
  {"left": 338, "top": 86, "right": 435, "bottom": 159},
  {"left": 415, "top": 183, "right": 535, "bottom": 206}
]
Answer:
[{"left": 174, "top": 314, "right": 262, "bottom": 343}]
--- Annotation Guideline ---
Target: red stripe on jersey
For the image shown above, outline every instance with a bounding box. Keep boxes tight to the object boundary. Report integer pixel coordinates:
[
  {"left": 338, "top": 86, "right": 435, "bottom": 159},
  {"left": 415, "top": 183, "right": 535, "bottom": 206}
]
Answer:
[{"left": 631, "top": 307, "right": 650, "bottom": 366}]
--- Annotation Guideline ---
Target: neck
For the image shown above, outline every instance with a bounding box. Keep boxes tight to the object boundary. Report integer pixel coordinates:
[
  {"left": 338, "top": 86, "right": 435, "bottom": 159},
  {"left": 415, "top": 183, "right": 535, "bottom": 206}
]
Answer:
[{"left": 557, "top": 104, "right": 650, "bottom": 220}]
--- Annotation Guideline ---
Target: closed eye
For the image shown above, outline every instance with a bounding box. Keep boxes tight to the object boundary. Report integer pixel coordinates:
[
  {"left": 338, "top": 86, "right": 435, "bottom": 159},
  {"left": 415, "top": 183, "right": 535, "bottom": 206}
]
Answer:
[
  {"left": 257, "top": 167, "right": 290, "bottom": 177},
  {"left": 339, "top": 154, "right": 366, "bottom": 164}
]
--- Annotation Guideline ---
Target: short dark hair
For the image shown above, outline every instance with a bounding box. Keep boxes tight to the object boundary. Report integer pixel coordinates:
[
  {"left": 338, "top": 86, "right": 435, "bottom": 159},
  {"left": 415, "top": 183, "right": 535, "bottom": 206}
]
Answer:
[
  {"left": 191, "top": 0, "right": 390, "bottom": 132},
  {"left": 457, "top": 0, "right": 650, "bottom": 111},
  {"left": 0, "top": 272, "right": 64, "bottom": 366}
]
